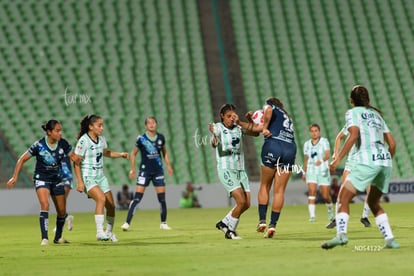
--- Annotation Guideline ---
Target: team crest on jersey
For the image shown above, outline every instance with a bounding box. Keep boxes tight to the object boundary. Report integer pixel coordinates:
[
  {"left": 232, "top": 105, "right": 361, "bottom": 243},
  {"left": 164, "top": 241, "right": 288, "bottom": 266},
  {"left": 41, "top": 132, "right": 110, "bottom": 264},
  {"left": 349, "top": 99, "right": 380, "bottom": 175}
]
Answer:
[{"left": 59, "top": 148, "right": 64, "bottom": 154}]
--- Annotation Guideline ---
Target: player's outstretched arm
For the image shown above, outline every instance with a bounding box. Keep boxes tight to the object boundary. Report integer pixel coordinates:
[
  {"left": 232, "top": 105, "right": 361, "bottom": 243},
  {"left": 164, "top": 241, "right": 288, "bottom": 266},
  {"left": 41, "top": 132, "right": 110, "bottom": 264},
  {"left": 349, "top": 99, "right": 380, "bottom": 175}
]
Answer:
[{"left": 6, "top": 152, "right": 31, "bottom": 189}]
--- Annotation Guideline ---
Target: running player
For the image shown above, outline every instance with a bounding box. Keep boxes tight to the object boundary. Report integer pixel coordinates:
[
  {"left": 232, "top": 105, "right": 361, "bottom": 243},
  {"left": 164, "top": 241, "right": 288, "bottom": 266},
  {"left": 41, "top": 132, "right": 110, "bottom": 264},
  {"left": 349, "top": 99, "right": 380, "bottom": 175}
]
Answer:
[
  {"left": 322, "top": 85, "right": 399, "bottom": 249},
  {"left": 302, "top": 124, "right": 334, "bottom": 223},
  {"left": 255, "top": 98, "right": 297, "bottom": 238},
  {"left": 121, "top": 116, "right": 173, "bottom": 231},
  {"left": 209, "top": 104, "right": 259, "bottom": 239},
  {"left": 72, "top": 115, "right": 129, "bottom": 242},
  {"left": 326, "top": 125, "right": 372, "bottom": 229},
  {"left": 6, "top": 120, "right": 73, "bottom": 245}
]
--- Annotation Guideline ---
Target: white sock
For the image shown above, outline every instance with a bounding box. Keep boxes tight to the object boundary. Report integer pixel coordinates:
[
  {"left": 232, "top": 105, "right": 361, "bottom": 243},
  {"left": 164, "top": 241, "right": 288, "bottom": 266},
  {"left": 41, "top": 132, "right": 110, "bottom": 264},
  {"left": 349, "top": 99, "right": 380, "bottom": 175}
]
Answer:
[
  {"left": 326, "top": 203, "right": 333, "bottom": 213},
  {"left": 335, "top": 202, "right": 339, "bottom": 216},
  {"left": 375, "top": 213, "right": 394, "bottom": 240},
  {"left": 95, "top": 214, "right": 105, "bottom": 233},
  {"left": 106, "top": 216, "right": 115, "bottom": 233},
  {"left": 222, "top": 207, "right": 235, "bottom": 226},
  {"left": 362, "top": 202, "right": 370, "bottom": 218},
  {"left": 308, "top": 204, "right": 315, "bottom": 218},
  {"left": 227, "top": 216, "right": 239, "bottom": 232},
  {"left": 336, "top": 212, "right": 349, "bottom": 235}
]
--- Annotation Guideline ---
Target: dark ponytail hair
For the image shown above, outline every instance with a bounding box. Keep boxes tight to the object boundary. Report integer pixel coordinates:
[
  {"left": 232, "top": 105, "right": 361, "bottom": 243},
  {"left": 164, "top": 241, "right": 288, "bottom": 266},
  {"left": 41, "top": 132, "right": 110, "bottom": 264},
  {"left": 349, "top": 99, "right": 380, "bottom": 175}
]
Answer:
[
  {"left": 219, "top": 103, "right": 236, "bottom": 122},
  {"left": 41, "top": 119, "right": 60, "bottom": 133},
  {"left": 350, "top": 85, "right": 383, "bottom": 116},
  {"left": 77, "top": 114, "right": 102, "bottom": 140},
  {"left": 266, "top": 97, "right": 290, "bottom": 117}
]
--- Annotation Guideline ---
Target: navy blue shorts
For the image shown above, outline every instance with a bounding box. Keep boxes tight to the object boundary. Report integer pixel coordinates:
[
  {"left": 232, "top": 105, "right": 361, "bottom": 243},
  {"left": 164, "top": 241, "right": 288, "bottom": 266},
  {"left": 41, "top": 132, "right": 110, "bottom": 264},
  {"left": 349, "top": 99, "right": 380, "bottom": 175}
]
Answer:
[
  {"left": 136, "top": 170, "right": 165, "bottom": 187},
  {"left": 261, "top": 139, "right": 297, "bottom": 170},
  {"left": 34, "top": 179, "right": 65, "bottom": 196}
]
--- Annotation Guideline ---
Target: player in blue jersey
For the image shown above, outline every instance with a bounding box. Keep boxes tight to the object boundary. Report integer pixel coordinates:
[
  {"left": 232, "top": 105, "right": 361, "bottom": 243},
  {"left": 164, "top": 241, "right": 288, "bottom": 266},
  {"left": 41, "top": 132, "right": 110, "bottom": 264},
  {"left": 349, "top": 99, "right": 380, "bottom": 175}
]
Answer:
[
  {"left": 121, "top": 116, "right": 174, "bottom": 231},
  {"left": 72, "top": 115, "right": 129, "bottom": 242},
  {"left": 302, "top": 124, "right": 334, "bottom": 223},
  {"left": 209, "top": 104, "right": 260, "bottom": 239},
  {"left": 256, "top": 98, "right": 297, "bottom": 238},
  {"left": 6, "top": 120, "right": 73, "bottom": 245},
  {"left": 322, "top": 85, "right": 399, "bottom": 249}
]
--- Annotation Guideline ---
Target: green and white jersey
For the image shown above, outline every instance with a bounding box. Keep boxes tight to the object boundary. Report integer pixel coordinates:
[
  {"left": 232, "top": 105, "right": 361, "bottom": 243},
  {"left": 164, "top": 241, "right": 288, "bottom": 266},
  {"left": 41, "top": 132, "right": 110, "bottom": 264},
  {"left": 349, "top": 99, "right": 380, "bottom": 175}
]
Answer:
[
  {"left": 303, "top": 137, "right": 330, "bottom": 174},
  {"left": 341, "top": 124, "right": 357, "bottom": 164},
  {"left": 74, "top": 133, "right": 108, "bottom": 177},
  {"left": 212, "top": 122, "right": 244, "bottom": 170},
  {"left": 345, "top": 106, "right": 392, "bottom": 166}
]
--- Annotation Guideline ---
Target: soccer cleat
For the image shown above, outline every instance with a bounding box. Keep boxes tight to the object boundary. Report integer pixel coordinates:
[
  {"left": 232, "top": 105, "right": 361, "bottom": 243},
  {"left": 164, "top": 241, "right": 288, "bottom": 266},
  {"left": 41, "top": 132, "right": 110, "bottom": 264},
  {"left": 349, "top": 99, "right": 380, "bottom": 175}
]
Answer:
[
  {"left": 225, "top": 230, "right": 242, "bottom": 240},
  {"left": 215, "top": 221, "right": 228, "bottom": 233},
  {"left": 360, "top": 217, "right": 371, "bottom": 227},
  {"left": 256, "top": 221, "right": 267, "bottom": 233},
  {"left": 326, "top": 219, "right": 336, "bottom": 229},
  {"left": 321, "top": 234, "right": 348, "bottom": 249},
  {"left": 66, "top": 215, "right": 74, "bottom": 231},
  {"left": 384, "top": 238, "right": 400, "bottom": 249},
  {"left": 96, "top": 232, "right": 110, "bottom": 241},
  {"left": 40, "top": 239, "right": 49, "bottom": 246},
  {"left": 54, "top": 237, "right": 70, "bottom": 244},
  {"left": 121, "top": 222, "right": 130, "bottom": 231},
  {"left": 106, "top": 232, "right": 119, "bottom": 242},
  {"left": 264, "top": 226, "right": 275, "bottom": 238},
  {"left": 309, "top": 217, "right": 316, "bottom": 222},
  {"left": 160, "top": 223, "right": 172, "bottom": 230}
]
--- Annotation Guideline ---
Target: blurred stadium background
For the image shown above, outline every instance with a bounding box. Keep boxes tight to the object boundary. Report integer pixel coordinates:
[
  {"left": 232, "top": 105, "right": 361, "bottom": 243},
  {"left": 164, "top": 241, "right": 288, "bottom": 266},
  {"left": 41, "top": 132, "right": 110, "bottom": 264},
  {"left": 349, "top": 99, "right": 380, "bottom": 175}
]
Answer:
[{"left": 1, "top": 0, "right": 413, "bottom": 189}]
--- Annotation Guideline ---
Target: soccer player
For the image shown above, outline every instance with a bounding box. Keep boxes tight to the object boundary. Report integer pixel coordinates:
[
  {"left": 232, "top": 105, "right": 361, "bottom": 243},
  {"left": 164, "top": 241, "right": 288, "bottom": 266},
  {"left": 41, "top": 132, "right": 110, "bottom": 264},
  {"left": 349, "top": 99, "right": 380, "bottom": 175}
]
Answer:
[
  {"left": 302, "top": 124, "right": 334, "bottom": 223},
  {"left": 121, "top": 116, "right": 174, "bottom": 231},
  {"left": 325, "top": 125, "right": 372, "bottom": 229},
  {"left": 322, "top": 85, "right": 399, "bottom": 249},
  {"left": 209, "top": 103, "right": 260, "bottom": 239},
  {"left": 6, "top": 120, "right": 73, "bottom": 245},
  {"left": 72, "top": 115, "right": 129, "bottom": 242},
  {"left": 255, "top": 98, "right": 297, "bottom": 238}
]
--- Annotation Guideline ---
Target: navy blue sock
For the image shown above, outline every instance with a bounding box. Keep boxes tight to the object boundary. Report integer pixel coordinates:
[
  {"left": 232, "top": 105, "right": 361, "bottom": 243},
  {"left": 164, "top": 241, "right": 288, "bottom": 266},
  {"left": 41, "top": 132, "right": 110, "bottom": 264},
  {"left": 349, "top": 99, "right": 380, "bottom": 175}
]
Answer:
[
  {"left": 258, "top": 204, "right": 268, "bottom": 222},
  {"left": 54, "top": 214, "right": 66, "bottom": 241},
  {"left": 126, "top": 192, "right": 143, "bottom": 224},
  {"left": 157, "top": 193, "right": 167, "bottom": 222},
  {"left": 270, "top": 211, "right": 281, "bottom": 226},
  {"left": 39, "top": 211, "right": 49, "bottom": 240}
]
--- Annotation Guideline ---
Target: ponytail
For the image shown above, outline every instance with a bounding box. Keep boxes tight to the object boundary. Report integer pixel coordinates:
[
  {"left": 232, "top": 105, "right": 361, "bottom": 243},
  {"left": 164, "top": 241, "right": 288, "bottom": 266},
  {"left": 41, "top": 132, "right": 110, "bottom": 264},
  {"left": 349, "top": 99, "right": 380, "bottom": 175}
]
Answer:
[
  {"left": 77, "top": 114, "right": 101, "bottom": 140},
  {"left": 41, "top": 119, "right": 60, "bottom": 132}
]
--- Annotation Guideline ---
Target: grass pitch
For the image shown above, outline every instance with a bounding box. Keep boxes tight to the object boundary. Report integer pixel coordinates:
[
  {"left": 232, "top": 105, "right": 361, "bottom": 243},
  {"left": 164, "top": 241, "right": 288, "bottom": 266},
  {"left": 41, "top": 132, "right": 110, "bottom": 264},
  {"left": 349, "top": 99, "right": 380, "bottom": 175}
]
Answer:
[{"left": 0, "top": 202, "right": 412, "bottom": 276}]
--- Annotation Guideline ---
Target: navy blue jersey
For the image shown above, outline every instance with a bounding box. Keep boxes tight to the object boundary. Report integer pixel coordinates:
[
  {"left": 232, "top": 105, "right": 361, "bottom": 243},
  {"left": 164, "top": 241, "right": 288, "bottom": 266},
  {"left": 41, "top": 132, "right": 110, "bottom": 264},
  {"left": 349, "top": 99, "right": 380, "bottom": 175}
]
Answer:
[
  {"left": 135, "top": 133, "right": 165, "bottom": 173},
  {"left": 61, "top": 155, "right": 73, "bottom": 181},
  {"left": 266, "top": 105, "right": 295, "bottom": 144},
  {"left": 28, "top": 137, "right": 72, "bottom": 182}
]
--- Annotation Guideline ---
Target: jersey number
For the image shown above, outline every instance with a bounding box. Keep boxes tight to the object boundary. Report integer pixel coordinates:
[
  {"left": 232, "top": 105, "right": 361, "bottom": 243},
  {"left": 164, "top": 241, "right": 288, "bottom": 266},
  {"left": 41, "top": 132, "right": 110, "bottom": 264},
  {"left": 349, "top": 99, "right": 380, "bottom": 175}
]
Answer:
[
  {"left": 96, "top": 152, "right": 103, "bottom": 163},
  {"left": 283, "top": 114, "right": 294, "bottom": 131}
]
